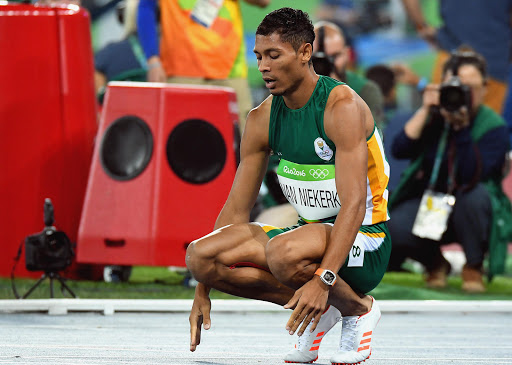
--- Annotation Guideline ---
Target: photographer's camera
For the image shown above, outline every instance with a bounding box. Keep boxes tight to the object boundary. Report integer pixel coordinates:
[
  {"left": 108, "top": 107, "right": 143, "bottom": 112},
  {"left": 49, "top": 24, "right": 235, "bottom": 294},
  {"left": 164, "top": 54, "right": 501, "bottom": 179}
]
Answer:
[
  {"left": 25, "top": 228, "right": 73, "bottom": 272},
  {"left": 311, "top": 25, "right": 335, "bottom": 77},
  {"left": 11, "top": 198, "right": 77, "bottom": 298},
  {"left": 24, "top": 198, "right": 74, "bottom": 272},
  {"left": 439, "top": 76, "right": 472, "bottom": 112}
]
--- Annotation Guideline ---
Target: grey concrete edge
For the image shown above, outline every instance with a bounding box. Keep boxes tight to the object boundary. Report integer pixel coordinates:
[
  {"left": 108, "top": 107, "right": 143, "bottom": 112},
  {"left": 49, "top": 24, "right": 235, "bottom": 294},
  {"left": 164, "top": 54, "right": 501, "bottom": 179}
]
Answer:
[{"left": 0, "top": 299, "right": 511, "bottom": 315}]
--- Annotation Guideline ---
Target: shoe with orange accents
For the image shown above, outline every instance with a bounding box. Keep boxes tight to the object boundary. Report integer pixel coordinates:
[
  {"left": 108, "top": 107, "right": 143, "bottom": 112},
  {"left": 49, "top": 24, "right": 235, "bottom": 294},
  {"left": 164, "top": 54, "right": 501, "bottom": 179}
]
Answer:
[
  {"left": 284, "top": 305, "right": 341, "bottom": 364},
  {"left": 330, "top": 296, "right": 380, "bottom": 365}
]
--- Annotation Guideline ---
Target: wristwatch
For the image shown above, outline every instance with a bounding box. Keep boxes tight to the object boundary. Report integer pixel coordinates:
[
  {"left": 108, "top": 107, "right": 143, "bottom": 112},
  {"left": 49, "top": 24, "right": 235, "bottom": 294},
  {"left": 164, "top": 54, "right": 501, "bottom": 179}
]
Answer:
[{"left": 314, "top": 268, "right": 337, "bottom": 286}]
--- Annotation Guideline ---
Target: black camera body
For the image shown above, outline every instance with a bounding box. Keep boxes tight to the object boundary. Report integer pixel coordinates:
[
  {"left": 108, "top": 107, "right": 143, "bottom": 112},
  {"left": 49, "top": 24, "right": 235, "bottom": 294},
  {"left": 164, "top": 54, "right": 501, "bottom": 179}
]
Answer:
[
  {"left": 312, "top": 52, "right": 335, "bottom": 77},
  {"left": 25, "top": 227, "right": 74, "bottom": 272},
  {"left": 312, "top": 25, "right": 335, "bottom": 77},
  {"left": 24, "top": 198, "right": 74, "bottom": 272},
  {"left": 12, "top": 199, "right": 78, "bottom": 299},
  {"left": 439, "top": 76, "right": 472, "bottom": 112}
]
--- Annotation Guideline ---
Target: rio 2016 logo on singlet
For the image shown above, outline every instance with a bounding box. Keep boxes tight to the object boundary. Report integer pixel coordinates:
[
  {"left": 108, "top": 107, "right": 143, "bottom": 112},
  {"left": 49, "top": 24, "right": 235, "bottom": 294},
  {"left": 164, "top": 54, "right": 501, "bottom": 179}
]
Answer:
[
  {"left": 314, "top": 137, "right": 333, "bottom": 161},
  {"left": 276, "top": 159, "right": 340, "bottom": 220}
]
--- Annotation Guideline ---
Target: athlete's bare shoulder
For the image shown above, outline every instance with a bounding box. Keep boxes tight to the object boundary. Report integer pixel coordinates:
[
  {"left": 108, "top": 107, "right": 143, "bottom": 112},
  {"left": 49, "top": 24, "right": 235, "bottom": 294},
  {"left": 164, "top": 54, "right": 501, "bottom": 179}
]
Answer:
[
  {"left": 241, "top": 94, "right": 273, "bottom": 153},
  {"left": 326, "top": 84, "right": 358, "bottom": 108},
  {"left": 247, "top": 94, "right": 273, "bottom": 125},
  {"left": 324, "top": 84, "right": 374, "bottom": 139}
]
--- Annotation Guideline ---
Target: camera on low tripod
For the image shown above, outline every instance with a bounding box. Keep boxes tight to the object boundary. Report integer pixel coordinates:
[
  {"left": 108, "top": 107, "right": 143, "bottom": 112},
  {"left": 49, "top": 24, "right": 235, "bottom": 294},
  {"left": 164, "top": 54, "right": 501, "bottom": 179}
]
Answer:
[{"left": 12, "top": 198, "right": 77, "bottom": 299}]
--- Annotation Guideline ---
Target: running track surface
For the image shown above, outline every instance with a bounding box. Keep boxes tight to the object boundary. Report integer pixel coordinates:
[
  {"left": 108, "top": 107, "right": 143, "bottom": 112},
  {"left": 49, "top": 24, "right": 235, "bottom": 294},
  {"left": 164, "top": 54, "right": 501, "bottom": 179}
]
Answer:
[{"left": 1, "top": 308, "right": 511, "bottom": 364}]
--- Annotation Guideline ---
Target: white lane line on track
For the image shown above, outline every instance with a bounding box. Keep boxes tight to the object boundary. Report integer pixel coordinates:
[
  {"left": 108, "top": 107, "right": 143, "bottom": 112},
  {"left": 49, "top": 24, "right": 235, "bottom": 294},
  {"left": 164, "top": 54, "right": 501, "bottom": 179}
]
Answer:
[
  {"left": 3, "top": 355, "right": 512, "bottom": 361},
  {"left": 0, "top": 344, "right": 287, "bottom": 353},
  {"left": 2, "top": 299, "right": 512, "bottom": 314},
  {"left": 3, "top": 344, "right": 512, "bottom": 351}
]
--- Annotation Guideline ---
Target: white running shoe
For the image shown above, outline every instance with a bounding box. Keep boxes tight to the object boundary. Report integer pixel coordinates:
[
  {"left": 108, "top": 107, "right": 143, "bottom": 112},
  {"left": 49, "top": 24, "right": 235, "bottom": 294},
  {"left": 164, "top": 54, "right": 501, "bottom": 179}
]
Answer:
[
  {"left": 284, "top": 305, "right": 341, "bottom": 364},
  {"left": 330, "top": 296, "right": 381, "bottom": 365}
]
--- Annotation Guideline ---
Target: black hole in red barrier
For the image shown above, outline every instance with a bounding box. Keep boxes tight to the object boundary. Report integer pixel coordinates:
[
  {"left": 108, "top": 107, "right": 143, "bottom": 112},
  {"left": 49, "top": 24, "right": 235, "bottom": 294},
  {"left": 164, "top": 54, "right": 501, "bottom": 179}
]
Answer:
[
  {"left": 100, "top": 115, "right": 153, "bottom": 181},
  {"left": 104, "top": 239, "right": 126, "bottom": 247},
  {"left": 167, "top": 119, "right": 226, "bottom": 184}
]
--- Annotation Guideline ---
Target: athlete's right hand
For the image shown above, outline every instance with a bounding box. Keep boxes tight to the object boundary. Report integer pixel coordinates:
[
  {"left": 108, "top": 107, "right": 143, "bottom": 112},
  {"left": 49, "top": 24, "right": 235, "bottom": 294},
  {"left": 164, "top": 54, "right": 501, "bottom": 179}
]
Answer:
[{"left": 189, "top": 283, "right": 212, "bottom": 352}]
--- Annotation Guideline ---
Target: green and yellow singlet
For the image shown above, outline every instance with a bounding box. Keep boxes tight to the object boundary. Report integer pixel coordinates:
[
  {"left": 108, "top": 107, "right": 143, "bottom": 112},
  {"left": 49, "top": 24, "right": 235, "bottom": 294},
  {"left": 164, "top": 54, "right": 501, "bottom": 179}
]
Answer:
[{"left": 269, "top": 75, "right": 390, "bottom": 226}]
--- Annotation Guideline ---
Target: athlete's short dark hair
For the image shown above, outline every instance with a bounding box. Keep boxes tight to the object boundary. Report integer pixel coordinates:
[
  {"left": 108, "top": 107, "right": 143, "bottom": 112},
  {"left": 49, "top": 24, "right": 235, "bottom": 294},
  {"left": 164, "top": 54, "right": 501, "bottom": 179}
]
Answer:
[{"left": 256, "top": 7, "right": 315, "bottom": 52}]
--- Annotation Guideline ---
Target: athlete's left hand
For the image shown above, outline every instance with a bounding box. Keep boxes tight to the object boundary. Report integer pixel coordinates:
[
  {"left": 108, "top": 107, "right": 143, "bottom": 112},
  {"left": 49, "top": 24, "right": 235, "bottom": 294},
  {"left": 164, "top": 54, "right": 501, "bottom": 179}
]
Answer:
[{"left": 284, "top": 278, "right": 329, "bottom": 336}]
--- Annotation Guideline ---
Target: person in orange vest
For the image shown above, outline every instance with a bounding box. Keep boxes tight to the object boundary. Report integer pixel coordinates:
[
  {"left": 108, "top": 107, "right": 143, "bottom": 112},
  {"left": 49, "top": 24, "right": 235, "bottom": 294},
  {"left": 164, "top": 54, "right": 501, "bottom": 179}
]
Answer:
[{"left": 137, "top": 0, "right": 270, "bottom": 132}]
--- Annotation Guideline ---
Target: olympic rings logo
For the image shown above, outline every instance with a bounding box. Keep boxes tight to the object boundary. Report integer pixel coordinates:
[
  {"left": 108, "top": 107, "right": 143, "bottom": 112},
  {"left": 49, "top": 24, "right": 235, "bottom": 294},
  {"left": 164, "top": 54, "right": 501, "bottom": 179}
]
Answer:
[
  {"left": 309, "top": 169, "right": 329, "bottom": 179},
  {"left": 352, "top": 246, "right": 361, "bottom": 257}
]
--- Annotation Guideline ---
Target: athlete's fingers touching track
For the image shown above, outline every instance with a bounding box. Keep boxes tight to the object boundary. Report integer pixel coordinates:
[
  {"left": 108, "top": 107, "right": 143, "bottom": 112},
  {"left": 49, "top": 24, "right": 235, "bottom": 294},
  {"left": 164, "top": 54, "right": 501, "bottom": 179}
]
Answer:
[
  {"left": 189, "top": 288, "right": 212, "bottom": 352},
  {"left": 189, "top": 312, "right": 203, "bottom": 352},
  {"left": 189, "top": 309, "right": 211, "bottom": 351}
]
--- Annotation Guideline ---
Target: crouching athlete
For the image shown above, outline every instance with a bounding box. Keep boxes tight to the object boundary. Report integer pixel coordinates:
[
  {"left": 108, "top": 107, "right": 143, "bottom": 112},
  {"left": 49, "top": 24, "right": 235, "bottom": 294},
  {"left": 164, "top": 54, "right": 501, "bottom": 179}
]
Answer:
[{"left": 186, "top": 7, "right": 391, "bottom": 365}]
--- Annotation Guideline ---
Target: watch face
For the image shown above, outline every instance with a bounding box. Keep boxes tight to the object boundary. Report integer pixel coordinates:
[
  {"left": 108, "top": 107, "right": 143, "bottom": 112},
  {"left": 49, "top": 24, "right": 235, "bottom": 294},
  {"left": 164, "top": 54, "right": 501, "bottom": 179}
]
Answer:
[{"left": 324, "top": 271, "right": 335, "bottom": 283}]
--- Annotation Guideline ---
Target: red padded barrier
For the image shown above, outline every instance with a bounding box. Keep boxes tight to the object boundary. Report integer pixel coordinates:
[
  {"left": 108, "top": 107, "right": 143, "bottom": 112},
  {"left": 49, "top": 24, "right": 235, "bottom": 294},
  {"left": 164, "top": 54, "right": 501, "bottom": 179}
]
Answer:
[
  {"left": 77, "top": 82, "right": 238, "bottom": 267},
  {"left": 0, "top": 4, "right": 97, "bottom": 278}
]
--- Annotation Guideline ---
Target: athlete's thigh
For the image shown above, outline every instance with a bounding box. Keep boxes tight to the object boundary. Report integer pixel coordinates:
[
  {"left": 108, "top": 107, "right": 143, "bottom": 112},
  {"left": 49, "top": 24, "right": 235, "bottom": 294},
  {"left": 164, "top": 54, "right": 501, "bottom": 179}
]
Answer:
[
  {"left": 194, "top": 222, "right": 271, "bottom": 269},
  {"left": 270, "top": 223, "right": 332, "bottom": 262}
]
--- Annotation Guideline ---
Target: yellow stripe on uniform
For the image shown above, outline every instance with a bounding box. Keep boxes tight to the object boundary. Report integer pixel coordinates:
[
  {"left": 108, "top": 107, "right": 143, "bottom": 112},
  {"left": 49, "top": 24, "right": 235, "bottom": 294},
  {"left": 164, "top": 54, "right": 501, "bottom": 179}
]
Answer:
[
  {"left": 366, "top": 131, "right": 389, "bottom": 224},
  {"left": 261, "top": 225, "right": 280, "bottom": 233},
  {"left": 358, "top": 231, "right": 386, "bottom": 239}
]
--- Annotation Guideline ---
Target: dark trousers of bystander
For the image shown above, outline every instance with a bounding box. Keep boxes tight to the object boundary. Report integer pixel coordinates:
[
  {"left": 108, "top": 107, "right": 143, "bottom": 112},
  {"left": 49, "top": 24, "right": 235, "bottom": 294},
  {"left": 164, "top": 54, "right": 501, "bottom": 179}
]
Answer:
[{"left": 387, "top": 183, "right": 492, "bottom": 272}]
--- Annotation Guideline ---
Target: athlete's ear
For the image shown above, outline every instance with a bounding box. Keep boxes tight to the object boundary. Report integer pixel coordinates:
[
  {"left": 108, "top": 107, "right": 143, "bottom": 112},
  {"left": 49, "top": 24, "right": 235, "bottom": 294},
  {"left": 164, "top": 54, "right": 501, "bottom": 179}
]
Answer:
[{"left": 301, "top": 43, "right": 313, "bottom": 64}]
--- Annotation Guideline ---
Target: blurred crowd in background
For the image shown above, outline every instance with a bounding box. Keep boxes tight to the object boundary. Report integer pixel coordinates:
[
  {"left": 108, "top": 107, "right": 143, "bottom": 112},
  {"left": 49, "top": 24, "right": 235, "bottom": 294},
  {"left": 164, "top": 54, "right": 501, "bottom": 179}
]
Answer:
[
  {"left": 92, "top": 0, "right": 512, "bottom": 292},
  {"left": 89, "top": 0, "right": 512, "bottom": 137},
  {"left": 13, "top": 0, "right": 512, "bottom": 290}
]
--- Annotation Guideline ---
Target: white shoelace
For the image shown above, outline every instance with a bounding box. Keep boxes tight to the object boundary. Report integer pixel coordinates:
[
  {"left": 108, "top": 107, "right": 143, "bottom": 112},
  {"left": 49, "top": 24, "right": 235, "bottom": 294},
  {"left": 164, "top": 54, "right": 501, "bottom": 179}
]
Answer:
[{"left": 340, "top": 317, "right": 358, "bottom": 352}]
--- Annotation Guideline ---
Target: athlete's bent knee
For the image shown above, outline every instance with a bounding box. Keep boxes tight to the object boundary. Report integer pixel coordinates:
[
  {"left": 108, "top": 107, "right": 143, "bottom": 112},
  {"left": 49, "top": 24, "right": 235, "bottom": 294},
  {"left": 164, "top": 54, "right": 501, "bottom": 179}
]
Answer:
[{"left": 185, "top": 237, "right": 216, "bottom": 284}]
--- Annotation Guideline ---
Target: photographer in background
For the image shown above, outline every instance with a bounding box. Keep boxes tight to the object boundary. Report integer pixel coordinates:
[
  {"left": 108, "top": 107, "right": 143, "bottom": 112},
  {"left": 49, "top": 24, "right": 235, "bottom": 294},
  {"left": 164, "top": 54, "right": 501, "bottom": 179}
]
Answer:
[
  {"left": 401, "top": 0, "right": 512, "bottom": 115},
  {"left": 312, "top": 21, "right": 385, "bottom": 130},
  {"left": 387, "top": 48, "right": 512, "bottom": 293}
]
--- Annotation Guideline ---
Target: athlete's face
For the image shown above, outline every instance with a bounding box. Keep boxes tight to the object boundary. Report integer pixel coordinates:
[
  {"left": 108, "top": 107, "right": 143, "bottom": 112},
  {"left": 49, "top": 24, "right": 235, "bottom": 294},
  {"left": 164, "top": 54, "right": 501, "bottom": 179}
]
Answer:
[{"left": 254, "top": 32, "right": 311, "bottom": 96}]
